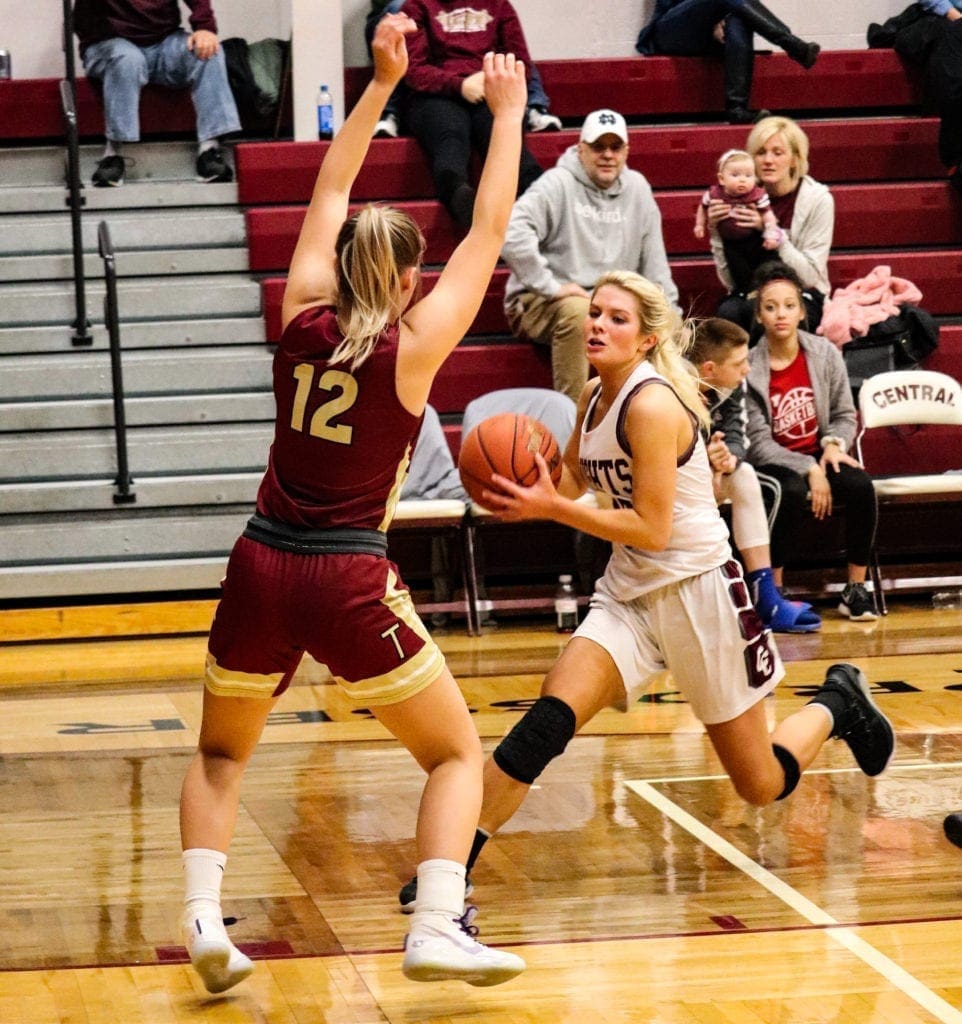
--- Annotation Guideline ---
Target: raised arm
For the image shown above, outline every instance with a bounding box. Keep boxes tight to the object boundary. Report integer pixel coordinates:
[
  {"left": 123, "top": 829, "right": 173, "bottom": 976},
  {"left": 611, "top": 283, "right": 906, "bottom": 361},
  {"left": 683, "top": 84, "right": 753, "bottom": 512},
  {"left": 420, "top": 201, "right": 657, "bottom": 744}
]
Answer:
[
  {"left": 281, "top": 14, "right": 416, "bottom": 332},
  {"left": 396, "top": 51, "right": 528, "bottom": 409}
]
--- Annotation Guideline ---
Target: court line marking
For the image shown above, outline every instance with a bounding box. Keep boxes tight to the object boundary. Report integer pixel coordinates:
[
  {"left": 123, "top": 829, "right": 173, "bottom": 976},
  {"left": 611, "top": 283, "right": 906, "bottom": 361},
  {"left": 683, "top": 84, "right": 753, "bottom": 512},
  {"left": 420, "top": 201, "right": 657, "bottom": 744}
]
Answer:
[
  {"left": 639, "top": 760, "right": 962, "bottom": 784},
  {"left": 626, "top": 778, "right": 962, "bottom": 1023}
]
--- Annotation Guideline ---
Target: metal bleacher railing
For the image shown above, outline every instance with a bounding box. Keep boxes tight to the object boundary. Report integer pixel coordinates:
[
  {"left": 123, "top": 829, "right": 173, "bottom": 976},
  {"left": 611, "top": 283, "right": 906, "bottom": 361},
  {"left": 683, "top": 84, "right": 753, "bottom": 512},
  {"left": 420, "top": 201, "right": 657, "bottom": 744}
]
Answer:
[
  {"left": 60, "top": 0, "right": 93, "bottom": 347},
  {"left": 96, "top": 219, "right": 136, "bottom": 506}
]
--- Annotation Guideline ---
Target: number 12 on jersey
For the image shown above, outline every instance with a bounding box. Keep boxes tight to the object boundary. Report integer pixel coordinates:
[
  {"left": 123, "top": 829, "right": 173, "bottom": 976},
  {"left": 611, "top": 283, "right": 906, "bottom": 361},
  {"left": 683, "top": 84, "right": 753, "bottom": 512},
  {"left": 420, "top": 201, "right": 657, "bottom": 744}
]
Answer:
[{"left": 289, "top": 364, "right": 358, "bottom": 444}]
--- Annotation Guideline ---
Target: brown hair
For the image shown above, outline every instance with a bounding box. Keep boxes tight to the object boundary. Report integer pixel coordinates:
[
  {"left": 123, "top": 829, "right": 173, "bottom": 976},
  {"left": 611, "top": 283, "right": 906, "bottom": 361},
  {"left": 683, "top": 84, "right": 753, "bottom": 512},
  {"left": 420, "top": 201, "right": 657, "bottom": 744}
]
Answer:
[
  {"left": 688, "top": 317, "right": 750, "bottom": 367},
  {"left": 331, "top": 204, "right": 424, "bottom": 370}
]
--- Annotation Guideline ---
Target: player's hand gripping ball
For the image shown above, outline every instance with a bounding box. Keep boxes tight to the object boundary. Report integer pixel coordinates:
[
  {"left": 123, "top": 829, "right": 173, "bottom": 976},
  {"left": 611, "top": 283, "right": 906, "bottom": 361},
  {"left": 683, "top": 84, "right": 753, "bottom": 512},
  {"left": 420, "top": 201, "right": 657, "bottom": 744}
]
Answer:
[{"left": 458, "top": 412, "right": 562, "bottom": 509}]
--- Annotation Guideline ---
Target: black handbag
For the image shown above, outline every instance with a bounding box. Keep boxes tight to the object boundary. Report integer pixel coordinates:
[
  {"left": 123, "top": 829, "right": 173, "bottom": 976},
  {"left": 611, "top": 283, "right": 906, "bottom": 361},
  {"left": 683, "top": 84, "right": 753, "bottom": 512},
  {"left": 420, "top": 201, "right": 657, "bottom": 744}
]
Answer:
[{"left": 842, "top": 304, "right": 939, "bottom": 392}]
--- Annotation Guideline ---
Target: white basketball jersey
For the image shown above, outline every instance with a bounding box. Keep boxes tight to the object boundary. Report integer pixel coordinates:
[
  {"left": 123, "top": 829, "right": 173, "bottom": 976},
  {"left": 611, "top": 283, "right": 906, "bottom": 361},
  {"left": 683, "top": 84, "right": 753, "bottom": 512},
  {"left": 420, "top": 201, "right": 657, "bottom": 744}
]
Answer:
[{"left": 579, "top": 360, "right": 731, "bottom": 600}]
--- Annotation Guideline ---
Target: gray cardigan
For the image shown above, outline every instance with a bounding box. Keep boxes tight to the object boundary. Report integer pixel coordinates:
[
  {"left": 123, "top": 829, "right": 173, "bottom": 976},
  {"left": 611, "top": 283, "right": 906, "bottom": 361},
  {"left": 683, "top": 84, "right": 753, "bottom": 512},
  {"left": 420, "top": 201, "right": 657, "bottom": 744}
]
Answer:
[
  {"left": 710, "top": 175, "right": 834, "bottom": 295},
  {"left": 744, "top": 330, "right": 857, "bottom": 475}
]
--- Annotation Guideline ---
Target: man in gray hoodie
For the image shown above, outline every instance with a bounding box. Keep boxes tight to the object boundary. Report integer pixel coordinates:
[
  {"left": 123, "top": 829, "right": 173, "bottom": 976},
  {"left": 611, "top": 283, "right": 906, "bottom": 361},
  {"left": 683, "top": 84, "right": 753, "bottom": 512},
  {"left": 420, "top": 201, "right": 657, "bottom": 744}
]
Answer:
[{"left": 501, "top": 108, "right": 679, "bottom": 400}]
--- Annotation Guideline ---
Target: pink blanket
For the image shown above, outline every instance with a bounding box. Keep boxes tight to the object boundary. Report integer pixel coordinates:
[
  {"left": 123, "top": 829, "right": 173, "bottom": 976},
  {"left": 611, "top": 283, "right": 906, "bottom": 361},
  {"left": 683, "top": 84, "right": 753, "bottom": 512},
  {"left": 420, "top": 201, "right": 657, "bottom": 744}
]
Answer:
[{"left": 816, "top": 265, "right": 923, "bottom": 347}]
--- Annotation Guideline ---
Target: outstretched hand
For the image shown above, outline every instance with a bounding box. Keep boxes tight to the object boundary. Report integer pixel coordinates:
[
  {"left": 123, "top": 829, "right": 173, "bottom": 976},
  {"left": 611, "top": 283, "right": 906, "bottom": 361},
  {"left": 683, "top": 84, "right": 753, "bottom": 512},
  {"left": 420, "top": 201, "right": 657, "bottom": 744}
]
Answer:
[
  {"left": 483, "top": 453, "right": 559, "bottom": 521},
  {"left": 371, "top": 12, "right": 417, "bottom": 86},
  {"left": 481, "top": 51, "right": 527, "bottom": 121}
]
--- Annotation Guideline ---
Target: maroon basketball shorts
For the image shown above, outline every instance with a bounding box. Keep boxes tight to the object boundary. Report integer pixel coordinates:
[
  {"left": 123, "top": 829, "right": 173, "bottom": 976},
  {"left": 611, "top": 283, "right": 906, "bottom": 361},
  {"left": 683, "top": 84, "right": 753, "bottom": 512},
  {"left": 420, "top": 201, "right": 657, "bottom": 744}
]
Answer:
[{"left": 205, "top": 536, "right": 445, "bottom": 705}]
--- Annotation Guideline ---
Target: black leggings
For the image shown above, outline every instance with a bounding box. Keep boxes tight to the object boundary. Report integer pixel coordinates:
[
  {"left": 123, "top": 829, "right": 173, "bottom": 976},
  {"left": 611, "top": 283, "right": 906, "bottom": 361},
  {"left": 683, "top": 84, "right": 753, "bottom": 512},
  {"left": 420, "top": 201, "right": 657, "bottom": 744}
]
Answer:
[
  {"left": 755, "top": 461, "right": 878, "bottom": 570},
  {"left": 407, "top": 93, "right": 543, "bottom": 211}
]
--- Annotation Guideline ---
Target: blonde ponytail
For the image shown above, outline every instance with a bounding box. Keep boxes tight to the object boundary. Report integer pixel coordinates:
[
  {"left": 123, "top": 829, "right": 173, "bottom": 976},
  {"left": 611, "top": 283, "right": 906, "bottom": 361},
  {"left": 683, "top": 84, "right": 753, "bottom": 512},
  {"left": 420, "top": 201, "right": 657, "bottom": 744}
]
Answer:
[{"left": 331, "top": 204, "right": 424, "bottom": 371}]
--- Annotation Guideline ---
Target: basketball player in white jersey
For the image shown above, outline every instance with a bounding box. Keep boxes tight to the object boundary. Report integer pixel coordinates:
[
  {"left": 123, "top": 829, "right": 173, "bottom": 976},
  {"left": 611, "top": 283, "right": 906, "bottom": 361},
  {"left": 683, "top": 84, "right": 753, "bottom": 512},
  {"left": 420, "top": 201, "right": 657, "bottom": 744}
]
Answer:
[{"left": 399, "top": 270, "right": 895, "bottom": 908}]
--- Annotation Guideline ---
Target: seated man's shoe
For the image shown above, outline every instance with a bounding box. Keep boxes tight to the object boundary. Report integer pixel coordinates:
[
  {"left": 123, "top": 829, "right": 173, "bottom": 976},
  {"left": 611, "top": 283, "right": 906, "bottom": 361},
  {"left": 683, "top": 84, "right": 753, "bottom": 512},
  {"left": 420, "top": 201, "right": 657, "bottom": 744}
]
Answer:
[
  {"left": 196, "top": 147, "right": 234, "bottom": 183},
  {"left": 727, "top": 107, "right": 771, "bottom": 125},
  {"left": 92, "top": 154, "right": 127, "bottom": 187},
  {"left": 374, "top": 113, "right": 399, "bottom": 138},
  {"left": 526, "top": 107, "right": 561, "bottom": 132}
]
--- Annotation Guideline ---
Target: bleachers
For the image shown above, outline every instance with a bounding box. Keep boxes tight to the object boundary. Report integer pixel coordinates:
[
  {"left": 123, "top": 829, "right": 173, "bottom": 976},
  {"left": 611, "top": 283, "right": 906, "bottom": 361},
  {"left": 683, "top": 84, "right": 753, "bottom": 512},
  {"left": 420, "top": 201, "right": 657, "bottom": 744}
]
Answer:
[{"left": 2, "top": 50, "right": 960, "bottom": 608}]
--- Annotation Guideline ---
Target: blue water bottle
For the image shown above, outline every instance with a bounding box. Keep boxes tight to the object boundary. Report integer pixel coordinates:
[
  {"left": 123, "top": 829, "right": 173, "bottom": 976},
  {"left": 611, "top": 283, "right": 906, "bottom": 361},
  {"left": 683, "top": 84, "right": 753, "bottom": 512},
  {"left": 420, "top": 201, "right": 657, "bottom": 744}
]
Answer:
[{"left": 317, "top": 84, "right": 334, "bottom": 140}]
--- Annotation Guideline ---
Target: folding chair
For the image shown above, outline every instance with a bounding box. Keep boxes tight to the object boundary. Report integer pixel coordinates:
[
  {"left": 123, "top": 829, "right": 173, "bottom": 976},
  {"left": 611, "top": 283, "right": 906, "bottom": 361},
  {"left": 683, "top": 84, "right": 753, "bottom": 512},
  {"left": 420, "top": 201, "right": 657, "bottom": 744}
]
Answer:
[
  {"left": 855, "top": 369, "right": 962, "bottom": 613},
  {"left": 459, "top": 388, "right": 605, "bottom": 626},
  {"left": 390, "top": 404, "right": 475, "bottom": 631}
]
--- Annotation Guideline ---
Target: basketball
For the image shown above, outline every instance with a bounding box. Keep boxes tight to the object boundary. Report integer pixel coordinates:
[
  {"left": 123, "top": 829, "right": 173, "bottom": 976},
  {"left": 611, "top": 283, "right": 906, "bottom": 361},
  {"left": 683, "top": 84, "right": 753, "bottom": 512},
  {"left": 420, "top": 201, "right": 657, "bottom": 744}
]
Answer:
[{"left": 458, "top": 412, "right": 563, "bottom": 509}]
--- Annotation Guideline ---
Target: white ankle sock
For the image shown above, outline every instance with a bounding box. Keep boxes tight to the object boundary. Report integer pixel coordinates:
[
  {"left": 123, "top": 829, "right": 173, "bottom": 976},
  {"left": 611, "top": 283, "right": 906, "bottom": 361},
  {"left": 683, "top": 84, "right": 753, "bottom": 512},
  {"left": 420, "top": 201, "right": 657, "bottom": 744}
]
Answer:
[
  {"left": 183, "top": 847, "right": 227, "bottom": 921},
  {"left": 198, "top": 138, "right": 219, "bottom": 155},
  {"left": 104, "top": 140, "right": 122, "bottom": 158},
  {"left": 413, "top": 858, "right": 466, "bottom": 918}
]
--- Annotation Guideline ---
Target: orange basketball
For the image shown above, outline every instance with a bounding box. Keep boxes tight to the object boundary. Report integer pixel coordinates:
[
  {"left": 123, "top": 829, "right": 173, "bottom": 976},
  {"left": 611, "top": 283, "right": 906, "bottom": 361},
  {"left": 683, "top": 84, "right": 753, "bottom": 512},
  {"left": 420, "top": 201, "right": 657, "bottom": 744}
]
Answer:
[{"left": 457, "top": 412, "right": 563, "bottom": 510}]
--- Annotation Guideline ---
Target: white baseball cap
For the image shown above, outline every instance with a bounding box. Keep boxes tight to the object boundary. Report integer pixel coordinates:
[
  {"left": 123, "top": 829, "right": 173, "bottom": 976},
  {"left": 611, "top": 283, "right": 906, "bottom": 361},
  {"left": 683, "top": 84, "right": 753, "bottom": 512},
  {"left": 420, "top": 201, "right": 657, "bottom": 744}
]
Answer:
[{"left": 580, "top": 109, "right": 628, "bottom": 145}]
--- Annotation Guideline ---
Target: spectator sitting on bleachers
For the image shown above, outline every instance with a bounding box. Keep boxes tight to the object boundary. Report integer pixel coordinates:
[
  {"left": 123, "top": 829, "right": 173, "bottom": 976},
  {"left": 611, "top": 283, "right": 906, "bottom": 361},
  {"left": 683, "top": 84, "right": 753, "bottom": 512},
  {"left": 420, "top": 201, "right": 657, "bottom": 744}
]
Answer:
[
  {"left": 689, "top": 317, "right": 821, "bottom": 631},
  {"left": 73, "top": 0, "right": 241, "bottom": 187},
  {"left": 366, "top": 0, "right": 560, "bottom": 139},
  {"left": 709, "top": 116, "right": 834, "bottom": 340},
  {"left": 401, "top": 0, "right": 547, "bottom": 228},
  {"left": 868, "top": 1, "right": 962, "bottom": 196},
  {"left": 636, "top": 0, "right": 820, "bottom": 125},
  {"left": 743, "top": 262, "right": 878, "bottom": 622},
  {"left": 694, "top": 148, "right": 782, "bottom": 296},
  {"left": 501, "top": 108, "right": 679, "bottom": 402}
]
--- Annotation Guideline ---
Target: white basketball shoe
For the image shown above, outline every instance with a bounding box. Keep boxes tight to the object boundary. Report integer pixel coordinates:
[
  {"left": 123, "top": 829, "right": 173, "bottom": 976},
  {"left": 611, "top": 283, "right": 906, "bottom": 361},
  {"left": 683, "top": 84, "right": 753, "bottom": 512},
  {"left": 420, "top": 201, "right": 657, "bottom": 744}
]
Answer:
[
  {"left": 183, "top": 913, "right": 254, "bottom": 993},
  {"left": 402, "top": 906, "right": 525, "bottom": 986}
]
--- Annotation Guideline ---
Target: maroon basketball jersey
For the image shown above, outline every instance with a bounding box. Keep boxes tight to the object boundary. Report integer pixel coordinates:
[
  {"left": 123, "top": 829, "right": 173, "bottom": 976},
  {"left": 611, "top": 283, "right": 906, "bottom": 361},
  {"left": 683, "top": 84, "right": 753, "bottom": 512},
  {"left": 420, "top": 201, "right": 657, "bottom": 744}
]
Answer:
[{"left": 256, "top": 305, "right": 422, "bottom": 530}]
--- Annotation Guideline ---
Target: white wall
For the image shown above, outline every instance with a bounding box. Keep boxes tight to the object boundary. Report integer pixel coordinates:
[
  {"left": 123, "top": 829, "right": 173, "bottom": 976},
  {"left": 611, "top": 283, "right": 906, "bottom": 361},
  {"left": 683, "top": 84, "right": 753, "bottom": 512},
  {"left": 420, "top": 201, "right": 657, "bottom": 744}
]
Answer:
[{"left": 3, "top": 0, "right": 912, "bottom": 79}]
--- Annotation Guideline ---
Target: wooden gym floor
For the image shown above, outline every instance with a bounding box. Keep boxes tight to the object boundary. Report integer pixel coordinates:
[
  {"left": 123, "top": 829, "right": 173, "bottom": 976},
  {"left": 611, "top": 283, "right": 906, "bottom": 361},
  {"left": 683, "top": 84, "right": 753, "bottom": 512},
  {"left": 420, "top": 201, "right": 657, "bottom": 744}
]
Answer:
[{"left": 2, "top": 596, "right": 962, "bottom": 1023}]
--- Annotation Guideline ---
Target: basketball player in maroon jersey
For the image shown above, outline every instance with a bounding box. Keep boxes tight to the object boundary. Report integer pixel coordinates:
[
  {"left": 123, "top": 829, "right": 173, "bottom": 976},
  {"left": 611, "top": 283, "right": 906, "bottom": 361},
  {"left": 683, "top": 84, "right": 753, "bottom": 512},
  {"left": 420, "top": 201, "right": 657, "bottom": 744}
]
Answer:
[{"left": 178, "top": 15, "right": 528, "bottom": 991}]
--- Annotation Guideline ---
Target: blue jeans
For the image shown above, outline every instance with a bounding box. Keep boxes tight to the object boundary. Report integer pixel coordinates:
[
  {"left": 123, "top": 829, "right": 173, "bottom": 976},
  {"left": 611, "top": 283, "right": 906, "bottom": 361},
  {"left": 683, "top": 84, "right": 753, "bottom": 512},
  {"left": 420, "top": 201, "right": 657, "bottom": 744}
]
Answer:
[
  {"left": 644, "top": 0, "right": 774, "bottom": 112},
  {"left": 82, "top": 30, "right": 241, "bottom": 143}
]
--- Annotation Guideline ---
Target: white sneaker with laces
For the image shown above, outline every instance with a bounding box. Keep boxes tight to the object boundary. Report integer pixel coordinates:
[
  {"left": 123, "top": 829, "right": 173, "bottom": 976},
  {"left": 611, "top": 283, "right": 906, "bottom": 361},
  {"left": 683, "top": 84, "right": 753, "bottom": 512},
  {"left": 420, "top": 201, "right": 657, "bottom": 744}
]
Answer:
[
  {"left": 526, "top": 107, "right": 562, "bottom": 132},
  {"left": 183, "top": 914, "right": 254, "bottom": 993},
  {"left": 374, "top": 113, "right": 399, "bottom": 138},
  {"left": 402, "top": 906, "right": 525, "bottom": 987}
]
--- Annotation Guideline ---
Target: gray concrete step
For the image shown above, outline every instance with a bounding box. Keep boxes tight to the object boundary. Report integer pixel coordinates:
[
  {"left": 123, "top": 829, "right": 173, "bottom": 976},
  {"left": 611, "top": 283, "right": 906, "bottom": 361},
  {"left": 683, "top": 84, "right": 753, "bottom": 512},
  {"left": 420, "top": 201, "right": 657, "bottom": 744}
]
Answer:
[
  {"left": 0, "top": 274, "right": 262, "bottom": 327},
  {"left": 0, "top": 247, "right": 249, "bottom": 282},
  {"left": 0, "top": 472, "right": 261, "bottom": 515},
  {"left": 0, "top": 423, "right": 271, "bottom": 481},
  {"left": 1, "top": 317, "right": 267, "bottom": 354},
  {"left": 0, "top": 141, "right": 237, "bottom": 186},
  {"left": 2, "top": 347, "right": 272, "bottom": 401},
  {"left": 1, "top": 392, "right": 276, "bottom": 432},
  {"left": 0, "top": 208, "right": 246, "bottom": 256},
  {"left": 0, "top": 555, "right": 231, "bottom": 600},
  {"left": 0, "top": 506, "right": 248, "bottom": 565}
]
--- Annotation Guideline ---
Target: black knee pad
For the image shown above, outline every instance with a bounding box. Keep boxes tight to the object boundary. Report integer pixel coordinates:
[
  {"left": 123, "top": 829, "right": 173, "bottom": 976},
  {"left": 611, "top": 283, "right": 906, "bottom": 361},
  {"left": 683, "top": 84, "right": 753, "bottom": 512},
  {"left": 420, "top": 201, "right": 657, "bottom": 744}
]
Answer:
[
  {"left": 493, "top": 695, "right": 577, "bottom": 785},
  {"left": 772, "top": 743, "right": 801, "bottom": 800}
]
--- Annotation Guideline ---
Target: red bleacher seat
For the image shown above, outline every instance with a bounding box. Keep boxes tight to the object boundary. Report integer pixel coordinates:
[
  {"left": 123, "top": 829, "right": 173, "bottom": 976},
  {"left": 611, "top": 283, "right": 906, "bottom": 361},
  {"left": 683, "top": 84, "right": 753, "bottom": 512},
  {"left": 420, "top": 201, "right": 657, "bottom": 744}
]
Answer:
[
  {"left": 261, "top": 252, "right": 962, "bottom": 331},
  {"left": 0, "top": 78, "right": 196, "bottom": 140},
  {"left": 344, "top": 50, "right": 925, "bottom": 119},
  {"left": 235, "top": 118, "right": 945, "bottom": 205},
  {"left": 246, "top": 179, "right": 962, "bottom": 271}
]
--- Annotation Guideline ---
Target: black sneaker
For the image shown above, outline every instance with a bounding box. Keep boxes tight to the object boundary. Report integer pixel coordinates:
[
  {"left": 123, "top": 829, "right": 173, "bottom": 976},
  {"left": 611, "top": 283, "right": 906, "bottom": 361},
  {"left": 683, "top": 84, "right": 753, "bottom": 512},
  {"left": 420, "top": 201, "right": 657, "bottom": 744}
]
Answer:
[
  {"left": 944, "top": 813, "right": 962, "bottom": 849},
  {"left": 819, "top": 662, "right": 895, "bottom": 776},
  {"left": 196, "top": 146, "right": 233, "bottom": 183},
  {"left": 92, "top": 154, "right": 127, "bottom": 187},
  {"left": 838, "top": 582, "right": 878, "bottom": 621},
  {"left": 399, "top": 873, "right": 473, "bottom": 914}
]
